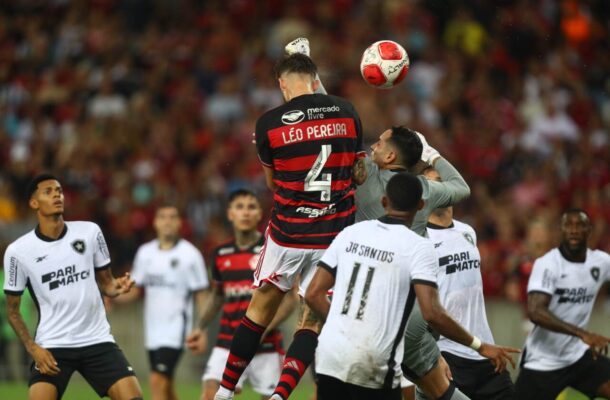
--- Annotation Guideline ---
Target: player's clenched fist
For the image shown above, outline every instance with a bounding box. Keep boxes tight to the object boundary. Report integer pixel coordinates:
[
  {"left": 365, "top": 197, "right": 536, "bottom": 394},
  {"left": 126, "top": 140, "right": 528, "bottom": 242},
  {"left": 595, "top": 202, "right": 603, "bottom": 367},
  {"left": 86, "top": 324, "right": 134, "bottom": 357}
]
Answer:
[{"left": 31, "top": 345, "right": 60, "bottom": 376}]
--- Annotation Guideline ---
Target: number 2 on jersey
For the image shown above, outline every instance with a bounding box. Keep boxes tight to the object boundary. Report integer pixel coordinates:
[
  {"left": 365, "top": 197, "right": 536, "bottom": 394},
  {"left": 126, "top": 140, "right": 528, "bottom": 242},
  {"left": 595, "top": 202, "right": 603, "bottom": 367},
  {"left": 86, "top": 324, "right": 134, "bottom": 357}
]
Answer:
[
  {"left": 305, "top": 145, "right": 332, "bottom": 201},
  {"left": 341, "top": 262, "right": 376, "bottom": 320}
]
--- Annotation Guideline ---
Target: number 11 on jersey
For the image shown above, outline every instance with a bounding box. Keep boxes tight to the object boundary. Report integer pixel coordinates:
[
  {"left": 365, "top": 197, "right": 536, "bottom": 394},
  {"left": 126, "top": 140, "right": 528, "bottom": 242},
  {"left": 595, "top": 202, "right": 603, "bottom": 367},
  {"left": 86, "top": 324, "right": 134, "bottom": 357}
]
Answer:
[{"left": 305, "top": 145, "right": 332, "bottom": 201}]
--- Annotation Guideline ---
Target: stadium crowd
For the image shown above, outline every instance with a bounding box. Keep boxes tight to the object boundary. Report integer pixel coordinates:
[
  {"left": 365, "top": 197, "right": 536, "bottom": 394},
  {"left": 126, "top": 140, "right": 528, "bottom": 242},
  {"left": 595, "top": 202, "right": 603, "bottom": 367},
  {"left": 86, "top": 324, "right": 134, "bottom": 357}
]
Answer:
[{"left": 1, "top": 0, "right": 609, "bottom": 304}]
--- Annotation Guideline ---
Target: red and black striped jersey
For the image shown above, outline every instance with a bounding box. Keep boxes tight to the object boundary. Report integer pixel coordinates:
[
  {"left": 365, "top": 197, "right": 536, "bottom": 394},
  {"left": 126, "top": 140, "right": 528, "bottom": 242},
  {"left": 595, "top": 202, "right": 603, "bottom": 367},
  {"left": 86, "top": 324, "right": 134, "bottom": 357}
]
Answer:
[
  {"left": 210, "top": 236, "right": 283, "bottom": 353},
  {"left": 255, "top": 93, "right": 364, "bottom": 249}
]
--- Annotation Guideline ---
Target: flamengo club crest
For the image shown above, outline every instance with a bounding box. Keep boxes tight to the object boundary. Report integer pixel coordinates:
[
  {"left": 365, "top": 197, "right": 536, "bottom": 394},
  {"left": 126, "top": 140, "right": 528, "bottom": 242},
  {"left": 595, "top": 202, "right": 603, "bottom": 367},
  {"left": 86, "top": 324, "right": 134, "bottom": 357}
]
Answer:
[{"left": 71, "top": 240, "right": 86, "bottom": 254}]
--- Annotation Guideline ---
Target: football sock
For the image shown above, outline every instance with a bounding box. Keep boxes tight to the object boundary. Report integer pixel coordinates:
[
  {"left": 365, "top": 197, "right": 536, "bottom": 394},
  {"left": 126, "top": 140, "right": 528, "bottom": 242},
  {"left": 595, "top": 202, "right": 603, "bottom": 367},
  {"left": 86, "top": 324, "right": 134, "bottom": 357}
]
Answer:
[
  {"left": 218, "top": 316, "right": 265, "bottom": 392},
  {"left": 272, "top": 329, "right": 319, "bottom": 399},
  {"left": 439, "top": 382, "right": 469, "bottom": 400}
]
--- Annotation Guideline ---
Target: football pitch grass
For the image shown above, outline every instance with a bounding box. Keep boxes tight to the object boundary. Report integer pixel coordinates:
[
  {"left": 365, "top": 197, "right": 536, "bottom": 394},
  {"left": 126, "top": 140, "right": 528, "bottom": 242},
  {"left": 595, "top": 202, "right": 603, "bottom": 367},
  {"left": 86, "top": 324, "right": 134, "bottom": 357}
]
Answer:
[{"left": 0, "top": 381, "right": 598, "bottom": 399}]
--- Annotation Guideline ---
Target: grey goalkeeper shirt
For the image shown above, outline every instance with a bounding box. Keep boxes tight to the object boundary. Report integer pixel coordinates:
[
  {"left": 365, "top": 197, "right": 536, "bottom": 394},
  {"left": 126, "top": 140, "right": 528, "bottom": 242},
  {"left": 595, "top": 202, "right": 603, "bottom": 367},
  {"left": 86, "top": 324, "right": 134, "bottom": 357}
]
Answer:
[{"left": 355, "top": 157, "right": 470, "bottom": 235}]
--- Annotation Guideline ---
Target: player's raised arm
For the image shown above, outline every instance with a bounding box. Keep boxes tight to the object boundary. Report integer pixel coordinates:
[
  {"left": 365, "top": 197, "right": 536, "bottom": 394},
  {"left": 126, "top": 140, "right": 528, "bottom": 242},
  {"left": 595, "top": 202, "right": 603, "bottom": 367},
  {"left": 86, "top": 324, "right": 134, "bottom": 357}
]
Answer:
[{"left": 414, "top": 282, "right": 520, "bottom": 372}]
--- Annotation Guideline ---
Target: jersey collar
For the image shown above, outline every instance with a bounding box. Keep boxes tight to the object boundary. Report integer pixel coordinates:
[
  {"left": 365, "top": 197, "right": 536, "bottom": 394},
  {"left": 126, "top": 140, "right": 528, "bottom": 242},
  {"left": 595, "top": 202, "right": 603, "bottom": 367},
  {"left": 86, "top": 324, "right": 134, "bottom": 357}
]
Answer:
[
  {"left": 427, "top": 221, "right": 454, "bottom": 230},
  {"left": 378, "top": 215, "right": 408, "bottom": 226},
  {"left": 35, "top": 224, "right": 68, "bottom": 242}
]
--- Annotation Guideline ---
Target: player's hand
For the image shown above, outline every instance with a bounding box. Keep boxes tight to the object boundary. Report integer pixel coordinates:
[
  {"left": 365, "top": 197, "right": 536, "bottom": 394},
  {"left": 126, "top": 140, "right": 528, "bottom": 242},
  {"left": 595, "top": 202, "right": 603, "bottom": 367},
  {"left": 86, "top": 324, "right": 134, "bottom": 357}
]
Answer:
[
  {"left": 185, "top": 328, "right": 208, "bottom": 355},
  {"left": 579, "top": 331, "right": 610, "bottom": 358},
  {"left": 478, "top": 343, "right": 520, "bottom": 373},
  {"left": 415, "top": 132, "right": 440, "bottom": 165},
  {"left": 114, "top": 272, "right": 135, "bottom": 295},
  {"left": 438, "top": 355, "right": 453, "bottom": 381},
  {"left": 31, "top": 345, "right": 60, "bottom": 376}
]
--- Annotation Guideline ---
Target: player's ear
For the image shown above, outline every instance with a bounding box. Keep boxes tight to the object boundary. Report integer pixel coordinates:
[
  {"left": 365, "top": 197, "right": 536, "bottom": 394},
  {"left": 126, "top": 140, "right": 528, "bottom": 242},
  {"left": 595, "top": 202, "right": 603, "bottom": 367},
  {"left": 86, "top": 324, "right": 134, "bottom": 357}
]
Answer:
[
  {"left": 29, "top": 197, "right": 38, "bottom": 210},
  {"left": 278, "top": 77, "right": 287, "bottom": 91},
  {"left": 381, "top": 195, "right": 388, "bottom": 210},
  {"left": 417, "top": 199, "right": 425, "bottom": 211},
  {"left": 312, "top": 79, "right": 320, "bottom": 92}
]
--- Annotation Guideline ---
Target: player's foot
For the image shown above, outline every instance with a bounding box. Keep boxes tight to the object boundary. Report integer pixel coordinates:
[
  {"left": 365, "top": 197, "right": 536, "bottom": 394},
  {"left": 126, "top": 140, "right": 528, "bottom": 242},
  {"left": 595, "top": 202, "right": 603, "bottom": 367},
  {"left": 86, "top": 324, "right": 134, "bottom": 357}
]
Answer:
[
  {"left": 268, "top": 395, "right": 284, "bottom": 400},
  {"left": 285, "top": 37, "right": 310, "bottom": 56},
  {"left": 213, "top": 391, "right": 234, "bottom": 400}
]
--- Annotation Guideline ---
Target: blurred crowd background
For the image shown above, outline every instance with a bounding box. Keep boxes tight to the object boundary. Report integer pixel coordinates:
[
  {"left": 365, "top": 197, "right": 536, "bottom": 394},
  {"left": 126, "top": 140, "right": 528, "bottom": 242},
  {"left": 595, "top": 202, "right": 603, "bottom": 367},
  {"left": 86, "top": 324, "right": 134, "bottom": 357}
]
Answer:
[{"left": 1, "top": 0, "right": 610, "bottom": 313}]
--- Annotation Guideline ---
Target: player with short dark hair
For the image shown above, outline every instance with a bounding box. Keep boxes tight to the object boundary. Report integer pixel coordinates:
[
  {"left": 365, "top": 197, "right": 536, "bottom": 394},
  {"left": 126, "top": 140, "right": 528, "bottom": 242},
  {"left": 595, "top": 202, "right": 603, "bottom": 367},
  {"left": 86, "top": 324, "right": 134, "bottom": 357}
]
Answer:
[
  {"left": 306, "top": 172, "right": 517, "bottom": 400},
  {"left": 214, "top": 52, "right": 365, "bottom": 400},
  {"left": 515, "top": 209, "right": 610, "bottom": 399},
  {"left": 3, "top": 174, "right": 142, "bottom": 400},
  {"left": 186, "top": 189, "right": 297, "bottom": 400},
  {"left": 421, "top": 168, "right": 515, "bottom": 399},
  {"left": 117, "top": 205, "right": 210, "bottom": 400}
]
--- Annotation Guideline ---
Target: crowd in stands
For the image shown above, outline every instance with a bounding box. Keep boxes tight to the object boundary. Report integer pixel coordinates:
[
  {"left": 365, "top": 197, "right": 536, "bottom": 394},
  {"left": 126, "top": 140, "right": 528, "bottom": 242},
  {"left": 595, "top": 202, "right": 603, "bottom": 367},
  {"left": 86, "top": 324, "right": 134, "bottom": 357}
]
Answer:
[{"left": 1, "top": 0, "right": 609, "bottom": 303}]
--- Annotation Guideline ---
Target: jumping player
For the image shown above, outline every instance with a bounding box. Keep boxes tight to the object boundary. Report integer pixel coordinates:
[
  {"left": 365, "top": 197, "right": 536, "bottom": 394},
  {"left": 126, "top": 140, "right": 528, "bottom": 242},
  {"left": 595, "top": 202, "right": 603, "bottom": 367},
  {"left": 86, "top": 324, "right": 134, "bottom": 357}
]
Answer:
[
  {"left": 3, "top": 174, "right": 142, "bottom": 400},
  {"left": 214, "top": 53, "right": 365, "bottom": 400}
]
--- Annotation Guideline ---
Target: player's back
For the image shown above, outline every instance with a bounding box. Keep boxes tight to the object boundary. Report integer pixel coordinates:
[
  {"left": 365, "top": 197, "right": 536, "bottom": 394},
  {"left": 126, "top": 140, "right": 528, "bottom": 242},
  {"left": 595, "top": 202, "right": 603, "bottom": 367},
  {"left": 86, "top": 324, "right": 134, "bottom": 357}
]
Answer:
[
  {"left": 316, "top": 218, "right": 437, "bottom": 389},
  {"left": 255, "top": 93, "right": 364, "bottom": 249}
]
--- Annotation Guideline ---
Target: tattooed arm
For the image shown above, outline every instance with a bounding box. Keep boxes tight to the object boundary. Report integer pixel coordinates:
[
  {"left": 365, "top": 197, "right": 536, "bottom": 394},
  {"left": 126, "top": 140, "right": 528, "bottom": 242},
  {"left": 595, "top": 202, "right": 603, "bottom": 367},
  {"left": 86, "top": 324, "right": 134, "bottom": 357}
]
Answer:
[{"left": 6, "top": 294, "right": 60, "bottom": 375}]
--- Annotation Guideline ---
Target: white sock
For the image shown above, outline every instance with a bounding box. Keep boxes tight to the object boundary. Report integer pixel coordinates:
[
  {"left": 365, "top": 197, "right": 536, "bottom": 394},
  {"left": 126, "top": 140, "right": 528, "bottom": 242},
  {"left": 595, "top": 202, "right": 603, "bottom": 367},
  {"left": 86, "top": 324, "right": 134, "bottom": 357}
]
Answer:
[{"left": 215, "top": 386, "right": 233, "bottom": 399}]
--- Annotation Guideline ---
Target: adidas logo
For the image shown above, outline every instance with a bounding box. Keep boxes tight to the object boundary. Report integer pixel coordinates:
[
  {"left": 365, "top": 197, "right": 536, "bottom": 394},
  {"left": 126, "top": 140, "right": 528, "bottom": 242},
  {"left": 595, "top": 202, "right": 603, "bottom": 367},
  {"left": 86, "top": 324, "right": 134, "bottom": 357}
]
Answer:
[
  {"left": 231, "top": 360, "right": 248, "bottom": 368},
  {"left": 284, "top": 360, "right": 300, "bottom": 371}
]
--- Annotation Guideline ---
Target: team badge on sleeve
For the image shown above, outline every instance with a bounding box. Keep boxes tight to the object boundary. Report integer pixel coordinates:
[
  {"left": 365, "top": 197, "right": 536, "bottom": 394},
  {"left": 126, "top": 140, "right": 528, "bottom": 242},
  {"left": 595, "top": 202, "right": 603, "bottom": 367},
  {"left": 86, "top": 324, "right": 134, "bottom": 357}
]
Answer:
[
  {"left": 71, "top": 240, "right": 86, "bottom": 254},
  {"left": 462, "top": 232, "right": 474, "bottom": 246}
]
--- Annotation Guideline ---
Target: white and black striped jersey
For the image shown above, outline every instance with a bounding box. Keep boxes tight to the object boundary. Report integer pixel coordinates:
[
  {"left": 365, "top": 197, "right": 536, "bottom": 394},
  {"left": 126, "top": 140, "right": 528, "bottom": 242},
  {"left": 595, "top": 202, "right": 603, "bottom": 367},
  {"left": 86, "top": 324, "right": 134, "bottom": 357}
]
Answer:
[
  {"left": 523, "top": 247, "right": 610, "bottom": 370},
  {"left": 427, "top": 220, "right": 494, "bottom": 360},
  {"left": 131, "top": 239, "right": 209, "bottom": 350},
  {"left": 3, "top": 221, "right": 114, "bottom": 348},
  {"left": 315, "top": 217, "right": 438, "bottom": 389}
]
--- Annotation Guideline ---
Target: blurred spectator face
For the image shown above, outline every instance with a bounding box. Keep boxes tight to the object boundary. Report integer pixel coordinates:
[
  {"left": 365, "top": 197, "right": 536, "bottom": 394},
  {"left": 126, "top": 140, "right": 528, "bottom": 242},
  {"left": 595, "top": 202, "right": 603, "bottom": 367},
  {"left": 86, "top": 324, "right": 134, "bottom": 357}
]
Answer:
[
  {"left": 560, "top": 211, "right": 591, "bottom": 252},
  {"left": 525, "top": 220, "right": 552, "bottom": 257},
  {"left": 154, "top": 206, "right": 181, "bottom": 239},
  {"left": 370, "top": 129, "right": 396, "bottom": 167},
  {"left": 30, "top": 180, "right": 64, "bottom": 217},
  {"left": 227, "top": 194, "right": 262, "bottom": 232}
]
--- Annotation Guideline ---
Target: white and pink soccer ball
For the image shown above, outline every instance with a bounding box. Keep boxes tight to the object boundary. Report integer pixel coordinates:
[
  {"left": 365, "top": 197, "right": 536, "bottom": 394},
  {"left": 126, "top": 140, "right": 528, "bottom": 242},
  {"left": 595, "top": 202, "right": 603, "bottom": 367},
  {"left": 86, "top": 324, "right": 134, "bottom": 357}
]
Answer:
[{"left": 360, "top": 40, "right": 410, "bottom": 89}]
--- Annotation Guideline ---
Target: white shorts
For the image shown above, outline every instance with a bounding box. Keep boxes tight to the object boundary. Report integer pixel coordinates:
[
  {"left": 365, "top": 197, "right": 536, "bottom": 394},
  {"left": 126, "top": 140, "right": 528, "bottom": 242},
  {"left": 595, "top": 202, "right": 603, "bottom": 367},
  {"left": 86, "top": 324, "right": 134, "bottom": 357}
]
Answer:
[
  {"left": 202, "top": 346, "right": 282, "bottom": 396},
  {"left": 254, "top": 233, "right": 325, "bottom": 297}
]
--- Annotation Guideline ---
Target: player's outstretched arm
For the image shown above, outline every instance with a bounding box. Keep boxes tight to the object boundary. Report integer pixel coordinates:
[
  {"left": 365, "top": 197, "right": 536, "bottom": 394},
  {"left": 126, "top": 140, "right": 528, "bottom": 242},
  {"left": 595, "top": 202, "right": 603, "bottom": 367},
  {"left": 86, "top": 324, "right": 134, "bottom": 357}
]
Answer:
[
  {"left": 304, "top": 265, "right": 335, "bottom": 322},
  {"left": 414, "top": 283, "right": 519, "bottom": 372},
  {"left": 528, "top": 292, "right": 610, "bottom": 357},
  {"left": 6, "top": 294, "right": 60, "bottom": 376},
  {"left": 416, "top": 132, "right": 470, "bottom": 207},
  {"left": 185, "top": 287, "right": 220, "bottom": 354},
  {"left": 95, "top": 269, "right": 135, "bottom": 298}
]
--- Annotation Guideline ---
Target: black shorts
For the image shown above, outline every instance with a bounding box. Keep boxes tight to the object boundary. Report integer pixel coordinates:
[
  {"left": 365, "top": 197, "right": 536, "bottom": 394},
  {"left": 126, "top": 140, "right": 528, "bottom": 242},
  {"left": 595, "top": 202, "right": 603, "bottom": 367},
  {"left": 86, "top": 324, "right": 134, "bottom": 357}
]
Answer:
[
  {"left": 316, "top": 374, "right": 402, "bottom": 400},
  {"left": 441, "top": 351, "right": 515, "bottom": 400},
  {"left": 147, "top": 347, "right": 183, "bottom": 378},
  {"left": 29, "top": 342, "right": 135, "bottom": 399},
  {"left": 515, "top": 349, "right": 610, "bottom": 400}
]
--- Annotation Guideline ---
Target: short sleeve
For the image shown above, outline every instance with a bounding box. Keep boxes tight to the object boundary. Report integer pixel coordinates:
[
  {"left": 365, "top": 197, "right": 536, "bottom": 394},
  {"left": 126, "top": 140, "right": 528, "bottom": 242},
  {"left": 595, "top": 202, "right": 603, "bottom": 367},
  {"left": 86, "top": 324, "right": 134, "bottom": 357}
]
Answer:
[
  {"left": 131, "top": 247, "right": 145, "bottom": 287},
  {"left": 188, "top": 248, "right": 209, "bottom": 291},
  {"left": 318, "top": 230, "right": 346, "bottom": 273},
  {"left": 3, "top": 246, "right": 27, "bottom": 295},
  {"left": 410, "top": 240, "right": 438, "bottom": 286},
  {"left": 255, "top": 118, "right": 273, "bottom": 167},
  {"left": 92, "top": 224, "right": 111, "bottom": 269},
  {"left": 527, "top": 257, "right": 556, "bottom": 295}
]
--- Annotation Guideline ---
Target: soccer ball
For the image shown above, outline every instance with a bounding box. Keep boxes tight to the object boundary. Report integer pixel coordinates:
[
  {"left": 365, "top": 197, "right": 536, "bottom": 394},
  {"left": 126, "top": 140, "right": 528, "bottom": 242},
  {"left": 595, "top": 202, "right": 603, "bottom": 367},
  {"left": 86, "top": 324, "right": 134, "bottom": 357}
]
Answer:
[{"left": 360, "top": 40, "right": 410, "bottom": 89}]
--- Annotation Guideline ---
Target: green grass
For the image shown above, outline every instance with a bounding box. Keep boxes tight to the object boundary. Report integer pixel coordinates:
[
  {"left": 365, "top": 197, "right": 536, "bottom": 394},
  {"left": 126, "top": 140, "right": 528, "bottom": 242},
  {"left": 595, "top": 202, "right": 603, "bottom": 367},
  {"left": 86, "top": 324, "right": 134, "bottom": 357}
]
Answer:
[
  {"left": 0, "top": 380, "right": 312, "bottom": 399},
  {"left": 0, "top": 381, "right": 599, "bottom": 399}
]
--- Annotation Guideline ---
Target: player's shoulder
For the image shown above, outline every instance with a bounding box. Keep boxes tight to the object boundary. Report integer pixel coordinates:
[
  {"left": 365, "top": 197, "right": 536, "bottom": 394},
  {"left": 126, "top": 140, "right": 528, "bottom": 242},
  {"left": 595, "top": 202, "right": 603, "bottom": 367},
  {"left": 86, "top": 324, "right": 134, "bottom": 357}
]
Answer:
[
  {"left": 452, "top": 219, "right": 476, "bottom": 235},
  {"left": 534, "top": 248, "right": 561, "bottom": 266},
  {"left": 136, "top": 239, "right": 159, "bottom": 253},
  {"left": 66, "top": 220, "right": 101, "bottom": 235},
  {"left": 177, "top": 238, "right": 204, "bottom": 255},
  {"left": 5, "top": 230, "right": 36, "bottom": 256},
  {"left": 212, "top": 239, "right": 237, "bottom": 257},
  {"left": 588, "top": 249, "right": 610, "bottom": 265}
]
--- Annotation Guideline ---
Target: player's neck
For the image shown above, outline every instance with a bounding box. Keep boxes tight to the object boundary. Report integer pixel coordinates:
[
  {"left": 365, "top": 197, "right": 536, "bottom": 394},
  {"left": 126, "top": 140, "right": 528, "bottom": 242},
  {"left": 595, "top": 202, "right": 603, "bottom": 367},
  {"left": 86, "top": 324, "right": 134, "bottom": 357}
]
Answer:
[
  {"left": 427, "top": 207, "right": 453, "bottom": 227},
  {"left": 234, "top": 229, "right": 261, "bottom": 249},
  {"left": 559, "top": 243, "right": 587, "bottom": 263},
  {"left": 37, "top": 214, "right": 65, "bottom": 240},
  {"left": 285, "top": 83, "right": 314, "bottom": 101},
  {"left": 383, "top": 210, "right": 414, "bottom": 227},
  {"left": 383, "top": 162, "right": 406, "bottom": 171},
  {"left": 158, "top": 236, "right": 179, "bottom": 250}
]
